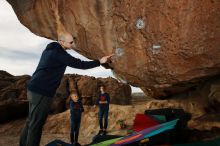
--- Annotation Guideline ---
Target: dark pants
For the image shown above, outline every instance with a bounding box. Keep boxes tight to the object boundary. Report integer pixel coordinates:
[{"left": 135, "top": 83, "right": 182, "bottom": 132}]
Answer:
[
  {"left": 98, "top": 108, "right": 109, "bottom": 130},
  {"left": 20, "top": 90, "right": 51, "bottom": 146},
  {"left": 70, "top": 114, "right": 81, "bottom": 143}
]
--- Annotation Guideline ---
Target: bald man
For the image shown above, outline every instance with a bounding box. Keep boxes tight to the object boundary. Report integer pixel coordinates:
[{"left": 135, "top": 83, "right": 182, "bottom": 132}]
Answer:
[{"left": 19, "top": 33, "right": 113, "bottom": 146}]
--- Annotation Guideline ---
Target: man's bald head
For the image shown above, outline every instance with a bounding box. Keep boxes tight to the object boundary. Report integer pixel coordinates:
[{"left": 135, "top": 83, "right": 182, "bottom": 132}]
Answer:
[
  {"left": 58, "top": 32, "right": 76, "bottom": 50},
  {"left": 58, "top": 32, "right": 73, "bottom": 42}
]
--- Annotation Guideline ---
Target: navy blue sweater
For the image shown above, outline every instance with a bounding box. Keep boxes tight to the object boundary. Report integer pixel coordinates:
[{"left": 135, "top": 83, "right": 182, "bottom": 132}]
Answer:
[
  {"left": 70, "top": 100, "right": 84, "bottom": 117},
  {"left": 27, "top": 42, "right": 100, "bottom": 97},
  {"left": 96, "top": 93, "right": 110, "bottom": 109}
]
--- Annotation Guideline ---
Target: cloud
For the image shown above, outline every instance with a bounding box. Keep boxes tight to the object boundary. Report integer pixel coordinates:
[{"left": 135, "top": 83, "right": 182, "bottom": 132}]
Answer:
[
  {"left": 0, "top": 47, "right": 40, "bottom": 60},
  {"left": 0, "top": 58, "right": 38, "bottom": 75},
  {"left": 0, "top": 1, "right": 53, "bottom": 52}
]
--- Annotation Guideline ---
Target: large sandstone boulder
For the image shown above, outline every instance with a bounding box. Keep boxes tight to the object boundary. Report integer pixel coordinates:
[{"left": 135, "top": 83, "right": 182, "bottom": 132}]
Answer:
[
  {"left": 6, "top": 0, "right": 220, "bottom": 98},
  {"left": 50, "top": 76, "right": 69, "bottom": 114},
  {"left": 47, "top": 74, "right": 131, "bottom": 114},
  {"left": 0, "top": 71, "right": 30, "bottom": 123},
  {"left": 208, "top": 80, "right": 220, "bottom": 104},
  {"left": 51, "top": 74, "right": 131, "bottom": 114},
  {"left": 66, "top": 74, "right": 132, "bottom": 107}
]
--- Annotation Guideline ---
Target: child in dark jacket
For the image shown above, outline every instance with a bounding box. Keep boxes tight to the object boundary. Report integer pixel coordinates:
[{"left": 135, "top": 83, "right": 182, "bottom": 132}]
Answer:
[
  {"left": 95, "top": 85, "right": 110, "bottom": 135},
  {"left": 70, "top": 92, "right": 84, "bottom": 146}
]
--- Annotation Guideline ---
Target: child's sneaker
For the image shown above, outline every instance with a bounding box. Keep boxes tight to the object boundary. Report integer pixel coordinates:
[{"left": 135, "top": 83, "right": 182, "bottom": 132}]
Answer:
[
  {"left": 98, "top": 129, "right": 103, "bottom": 135},
  {"left": 75, "top": 142, "right": 81, "bottom": 146},
  {"left": 103, "top": 130, "right": 107, "bottom": 135}
]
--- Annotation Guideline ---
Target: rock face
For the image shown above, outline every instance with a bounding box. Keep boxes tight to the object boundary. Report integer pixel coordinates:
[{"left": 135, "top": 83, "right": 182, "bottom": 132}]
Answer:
[
  {"left": 0, "top": 71, "right": 131, "bottom": 122},
  {"left": 52, "top": 74, "right": 132, "bottom": 114},
  {"left": 0, "top": 71, "right": 30, "bottom": 123},
  {"left": 66, "top": 74, "right": 132, "bottom": 107},
  {"left": 6, "top": 0, "right": 220, "bottom": 98}
]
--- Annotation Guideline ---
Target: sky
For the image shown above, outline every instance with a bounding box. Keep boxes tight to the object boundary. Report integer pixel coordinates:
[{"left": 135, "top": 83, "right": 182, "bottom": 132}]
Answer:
[{"left": 0, "top": 1, "right": 142, "bottom": 93}]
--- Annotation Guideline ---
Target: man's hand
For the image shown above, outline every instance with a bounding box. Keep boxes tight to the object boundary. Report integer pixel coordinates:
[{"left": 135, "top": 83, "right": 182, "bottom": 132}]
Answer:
[{"left": 99, "top": 54, "right": 114, "bottom": 64}]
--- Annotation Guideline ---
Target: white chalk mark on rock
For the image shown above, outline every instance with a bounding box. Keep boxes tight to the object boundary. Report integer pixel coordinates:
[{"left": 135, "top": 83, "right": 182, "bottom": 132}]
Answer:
[
  {"left": 153, "top": 44, "right": 161, "bottom": 49},
  {"left": 136, "top": 18, "right": 145, "bottom": 29},
  {"left": 115, "top": 47, "right": 124, "bottom": 57},
  {"left": 152, "top": 44, "right": 161, "bottom": 54}
]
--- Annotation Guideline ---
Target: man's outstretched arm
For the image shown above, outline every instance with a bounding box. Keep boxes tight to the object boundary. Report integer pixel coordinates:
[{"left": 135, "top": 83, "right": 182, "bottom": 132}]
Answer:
[{"left": 55, "top": 51, "right": 113, "bottom": 69}]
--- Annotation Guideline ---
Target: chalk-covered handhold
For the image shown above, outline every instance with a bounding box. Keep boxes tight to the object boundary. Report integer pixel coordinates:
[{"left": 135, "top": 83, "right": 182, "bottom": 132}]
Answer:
[{"left": 136, "top": 18, "right": 145, "bottom": 29}]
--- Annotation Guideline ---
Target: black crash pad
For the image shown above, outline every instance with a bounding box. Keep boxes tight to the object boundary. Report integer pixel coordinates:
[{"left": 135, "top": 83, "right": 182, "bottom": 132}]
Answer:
[{"left": 45, "top": 139, "right": 73, "bottom": 146}]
